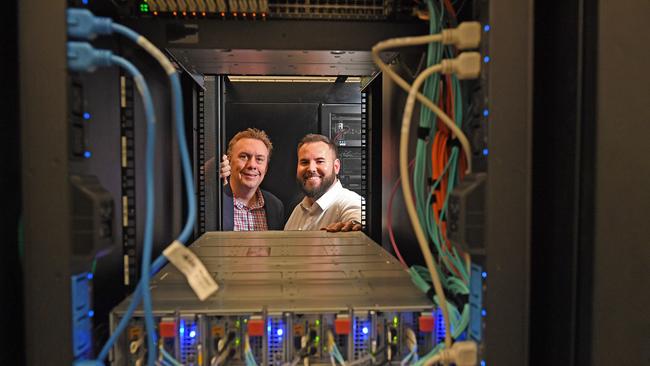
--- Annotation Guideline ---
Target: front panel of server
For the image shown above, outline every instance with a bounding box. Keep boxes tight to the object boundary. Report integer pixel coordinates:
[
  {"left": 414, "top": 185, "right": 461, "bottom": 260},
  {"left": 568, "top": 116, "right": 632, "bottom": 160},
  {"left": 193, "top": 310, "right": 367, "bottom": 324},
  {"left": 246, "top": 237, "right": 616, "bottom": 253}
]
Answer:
[{"left": 111, "top": 309, "right": 454, "bottom": 365}]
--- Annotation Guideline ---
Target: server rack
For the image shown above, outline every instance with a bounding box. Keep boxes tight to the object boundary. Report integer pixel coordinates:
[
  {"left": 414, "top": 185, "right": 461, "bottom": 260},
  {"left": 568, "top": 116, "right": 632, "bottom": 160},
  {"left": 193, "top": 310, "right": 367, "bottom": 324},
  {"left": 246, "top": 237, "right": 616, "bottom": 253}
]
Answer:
[{"left": 21, "top": 0, "right": 628, "bottom": 365}]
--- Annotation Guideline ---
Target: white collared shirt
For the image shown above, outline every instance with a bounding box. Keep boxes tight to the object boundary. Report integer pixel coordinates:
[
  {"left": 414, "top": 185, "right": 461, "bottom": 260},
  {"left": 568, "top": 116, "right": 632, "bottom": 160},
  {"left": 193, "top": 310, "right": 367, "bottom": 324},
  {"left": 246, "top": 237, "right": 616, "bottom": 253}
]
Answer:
[{"left": 284, "top": 180, "right": 363, "bottom": 231}]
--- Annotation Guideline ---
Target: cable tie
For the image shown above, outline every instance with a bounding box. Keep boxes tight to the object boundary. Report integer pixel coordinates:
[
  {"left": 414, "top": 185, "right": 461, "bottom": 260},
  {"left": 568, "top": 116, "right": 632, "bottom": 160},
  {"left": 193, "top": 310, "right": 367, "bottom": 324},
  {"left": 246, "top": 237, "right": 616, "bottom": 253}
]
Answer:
[
  {"left": 448, "top": 137, "right": 462, "bottom": 150},
  {"left": 417, "top": 126, "right": 430, "bottom": 140}
]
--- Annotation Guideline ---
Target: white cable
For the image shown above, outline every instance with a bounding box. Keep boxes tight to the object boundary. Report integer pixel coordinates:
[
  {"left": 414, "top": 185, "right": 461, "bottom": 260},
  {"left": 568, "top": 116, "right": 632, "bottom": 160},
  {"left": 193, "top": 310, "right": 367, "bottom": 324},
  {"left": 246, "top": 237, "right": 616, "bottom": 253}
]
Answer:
[
  {"left": 134, "top": 35, "right": 176, "bottom": 75},
  {"left": 372, "top": 35, "right": 472, "bottom": 175},
  {"left": 423, "top": 341, "right": 477, "bottom": 366},
  {"left": 399, "top": 61, "right": 453, "bottom": 354}
]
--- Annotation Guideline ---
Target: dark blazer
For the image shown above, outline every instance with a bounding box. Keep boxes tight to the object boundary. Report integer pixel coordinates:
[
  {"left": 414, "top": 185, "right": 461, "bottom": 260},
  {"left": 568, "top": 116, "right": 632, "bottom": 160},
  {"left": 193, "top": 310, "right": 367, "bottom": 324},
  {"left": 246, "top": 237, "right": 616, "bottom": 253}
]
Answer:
[{"left": 222, "top": 184, "right": 285, "bottom": 230}]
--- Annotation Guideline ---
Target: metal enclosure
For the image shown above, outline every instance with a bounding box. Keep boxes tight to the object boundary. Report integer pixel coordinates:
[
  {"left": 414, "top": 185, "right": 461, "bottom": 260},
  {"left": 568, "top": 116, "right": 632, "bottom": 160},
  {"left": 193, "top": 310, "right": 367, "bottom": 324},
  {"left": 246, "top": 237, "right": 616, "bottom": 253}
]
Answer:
[
  {"left": 112, "top": 231, "right": 431, "bottom": 314},
  {"left": 484, "top": 0, "right": 534, "bottom": 364},
  {"left": 110, "top": 231, "right": 434, "bottom": 365}
]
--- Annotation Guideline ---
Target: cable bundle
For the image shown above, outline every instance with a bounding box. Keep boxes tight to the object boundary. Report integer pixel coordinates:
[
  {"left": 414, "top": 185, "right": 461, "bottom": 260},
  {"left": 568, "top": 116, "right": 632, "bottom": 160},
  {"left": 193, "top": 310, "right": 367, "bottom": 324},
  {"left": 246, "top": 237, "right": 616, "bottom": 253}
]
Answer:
[
  {"left": 373, "top": 1, "right": 482, "bottom": 364},
  {"left": 244, "top": 335, "right": 259, "bottom": 366}
]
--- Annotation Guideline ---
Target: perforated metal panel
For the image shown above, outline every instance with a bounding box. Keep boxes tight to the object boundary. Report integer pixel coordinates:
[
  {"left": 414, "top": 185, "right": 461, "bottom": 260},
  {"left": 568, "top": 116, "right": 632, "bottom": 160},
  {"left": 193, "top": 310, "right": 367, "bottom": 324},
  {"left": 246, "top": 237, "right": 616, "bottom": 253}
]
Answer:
[
  {"left": 179, "top": 319, "right": 199, "bottom": 364},
  {"left": 267, "top": 317, "right": 286, "bottom": 366},
  {"left": 352, "top": 315, "right": 369, "bottom": 360}
]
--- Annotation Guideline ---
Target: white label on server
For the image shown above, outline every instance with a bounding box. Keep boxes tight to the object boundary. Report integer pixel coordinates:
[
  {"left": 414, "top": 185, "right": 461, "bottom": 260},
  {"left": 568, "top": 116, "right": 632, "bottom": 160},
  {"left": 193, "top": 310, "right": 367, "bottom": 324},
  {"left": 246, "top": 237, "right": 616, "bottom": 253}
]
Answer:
[{"left": 163, "top": 241, "right": 219, "bottom": 301}]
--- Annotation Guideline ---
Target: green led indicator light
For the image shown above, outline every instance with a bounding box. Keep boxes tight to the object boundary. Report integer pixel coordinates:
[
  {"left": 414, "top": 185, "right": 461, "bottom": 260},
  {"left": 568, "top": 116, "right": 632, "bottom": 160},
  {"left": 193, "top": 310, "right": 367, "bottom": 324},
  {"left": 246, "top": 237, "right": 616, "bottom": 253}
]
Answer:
[
  {"left": 139, "top": 3, "right": 149, "bottom": 12},
  {"left": 235, "top": 320, "right": 241, "bottom": 328},
  {"left": 393, "top": 316, "right": 399, "bottom": 325},
  {"left": 235, "top": 338, "right": 241, "bottom": 346},
  {"left": 244, "top": 318, "right": 248, "bottom": 323},
  {"left": 315, "top": 319, "right": 321, "bottom": 326},
  {"left": 393, "top": 336, "right": 398, "bottom": 343},
  {"left": 314, "top": 336, "right": 320, "bottom": 344}
]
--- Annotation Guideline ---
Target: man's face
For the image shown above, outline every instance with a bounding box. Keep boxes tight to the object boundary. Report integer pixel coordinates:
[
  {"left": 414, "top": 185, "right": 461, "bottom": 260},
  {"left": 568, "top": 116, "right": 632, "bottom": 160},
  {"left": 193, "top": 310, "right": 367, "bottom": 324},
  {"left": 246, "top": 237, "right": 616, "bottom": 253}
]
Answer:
[
  {"left": 229, "top": 138, "right": 269, "bottom": 191},
  {"left": 296, "top": 141, "right": 340, "bottom": 199}
]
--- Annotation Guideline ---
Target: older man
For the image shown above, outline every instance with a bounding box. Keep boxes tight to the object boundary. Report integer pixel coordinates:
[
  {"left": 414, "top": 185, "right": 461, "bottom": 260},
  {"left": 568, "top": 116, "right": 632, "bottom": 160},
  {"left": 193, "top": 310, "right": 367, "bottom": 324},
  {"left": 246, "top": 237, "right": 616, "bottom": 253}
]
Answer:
[{"left": 222, "top": 128, "right": 284, "bottom": 230}]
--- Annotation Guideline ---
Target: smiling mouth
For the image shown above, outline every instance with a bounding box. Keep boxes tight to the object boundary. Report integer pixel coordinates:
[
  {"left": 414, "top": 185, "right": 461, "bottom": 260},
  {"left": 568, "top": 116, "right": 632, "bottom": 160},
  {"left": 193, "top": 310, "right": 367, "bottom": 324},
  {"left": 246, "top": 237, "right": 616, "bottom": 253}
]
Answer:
[{"left": 303, "top": 174, "right": 322, "bottom": 182}]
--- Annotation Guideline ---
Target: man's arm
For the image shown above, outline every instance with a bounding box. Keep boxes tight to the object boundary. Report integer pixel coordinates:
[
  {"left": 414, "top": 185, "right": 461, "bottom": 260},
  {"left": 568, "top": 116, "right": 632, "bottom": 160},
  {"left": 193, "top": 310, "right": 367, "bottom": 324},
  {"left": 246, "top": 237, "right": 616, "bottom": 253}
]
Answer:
[
  {"left": 321, "top": 220, "right": 362, "bottom": 232},
  {"left": 320, "top": 194, "right": 363, "bottom": 232}
]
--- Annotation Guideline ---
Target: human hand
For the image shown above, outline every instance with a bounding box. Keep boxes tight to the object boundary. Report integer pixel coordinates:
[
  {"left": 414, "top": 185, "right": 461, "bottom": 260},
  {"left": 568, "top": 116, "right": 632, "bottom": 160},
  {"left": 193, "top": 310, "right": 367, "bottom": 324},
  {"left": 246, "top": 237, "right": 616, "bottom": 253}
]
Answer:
[
  {"left": 321, "top": 220, "right": 362, "bottom": 232},
  {"left": 220, "top": 155, "right": 231, "bottom": 186}
]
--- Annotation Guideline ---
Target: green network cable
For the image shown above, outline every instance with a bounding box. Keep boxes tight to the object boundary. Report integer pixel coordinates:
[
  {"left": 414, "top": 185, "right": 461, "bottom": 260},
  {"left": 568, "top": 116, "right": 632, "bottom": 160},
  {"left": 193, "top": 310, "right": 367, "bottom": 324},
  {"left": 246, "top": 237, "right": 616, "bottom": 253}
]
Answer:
[
  {"left": 414, "top": 0, "right": 444, "bottom": 229},
  {"left": 424, "top": 149, "right": 468, "bottom": 280},
  {"left": 409, "top": 266, "right": 470, "bottom": 340},
  {"left": 407, "top": 3, "right": 475, "bottom": 363},
  {"left": 407, "top": 3, "right": 473, "bottom": 348},
  {"left": 425, "top": 148, "right": 468, "bottom": 282}
]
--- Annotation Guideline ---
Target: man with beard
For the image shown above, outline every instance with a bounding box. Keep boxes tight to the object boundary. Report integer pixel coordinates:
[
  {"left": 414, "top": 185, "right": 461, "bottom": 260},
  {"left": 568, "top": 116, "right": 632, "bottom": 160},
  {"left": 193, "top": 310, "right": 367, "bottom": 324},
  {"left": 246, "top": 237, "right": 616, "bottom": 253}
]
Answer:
[
  {"left": 220, "top": 133, "right": 362, "bottom": 232},
  {"left": 284, "top": 134, "right": 363, "bottom": 232},
  {"left": 221, "top": 128, "right": 285, "bottom": 230}
]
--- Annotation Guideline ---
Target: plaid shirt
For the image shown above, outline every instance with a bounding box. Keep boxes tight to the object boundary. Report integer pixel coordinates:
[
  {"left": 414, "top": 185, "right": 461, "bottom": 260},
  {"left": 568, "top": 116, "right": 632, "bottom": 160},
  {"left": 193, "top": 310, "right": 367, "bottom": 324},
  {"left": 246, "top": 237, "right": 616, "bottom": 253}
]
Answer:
[{"left": 233, "top": 189, "right": 268, "bottom": 231}]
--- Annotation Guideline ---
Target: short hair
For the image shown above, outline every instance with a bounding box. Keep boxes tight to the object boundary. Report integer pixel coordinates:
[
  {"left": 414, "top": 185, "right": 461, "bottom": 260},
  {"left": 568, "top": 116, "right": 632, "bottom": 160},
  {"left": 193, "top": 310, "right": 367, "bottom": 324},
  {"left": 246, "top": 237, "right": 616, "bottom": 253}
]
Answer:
[
  {"left": 227, "top": 128, "right": 273, "bottom": 159},
  {"left": 297, "top": 134, "right": 338, "bottom": 159}
]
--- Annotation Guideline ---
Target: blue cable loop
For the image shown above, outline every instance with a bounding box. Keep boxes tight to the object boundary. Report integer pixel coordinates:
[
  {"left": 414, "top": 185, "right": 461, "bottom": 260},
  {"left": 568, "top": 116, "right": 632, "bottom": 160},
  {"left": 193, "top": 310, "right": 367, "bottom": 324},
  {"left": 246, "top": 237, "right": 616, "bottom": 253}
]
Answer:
[{"left": 95, "top": 25, "right": 197, "bottom": 366}]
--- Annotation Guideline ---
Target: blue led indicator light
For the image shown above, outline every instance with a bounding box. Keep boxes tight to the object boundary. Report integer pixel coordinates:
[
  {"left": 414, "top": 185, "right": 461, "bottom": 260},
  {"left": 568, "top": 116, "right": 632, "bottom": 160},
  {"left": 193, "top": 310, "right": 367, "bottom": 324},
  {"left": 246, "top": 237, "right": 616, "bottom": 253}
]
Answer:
[
  {"left": 483, "top": 56, "right": 491, "bottom": 64},
  {"left": 83, "top": 112, "right": 91, "bottom": 120},
  {"left": 88, "top": 310, "right": 94, "bottom": 318},
  {"left": 481, "top": 271, "right": 487, "bottom": 279},
  {"left": 483, "top": 109, "right": 489, "bottom": 117},
  {"left": 481, "top": 361, "right": 486, "bottom": 366},
  {"left": 362, "top": 326, "right": 369, "bottom": 335},
  {"left": 481, "top": 309, "right": 487, "bottom": 317},
  {"left": 189, "top": 330, "right": 196, "bottom": 338},
  {"left": 483, "top": 25, "right": 490, "bottom": 32},
  {"left": 180, "top": 322, "right": 185, "bottom": 335},
  {"left": 83, "top": 151, "right": 92, "bottom": 158},
  {"left": 87, "top": 273, "right": 93, "bottom": 280},
  {"left": 482, "top": 148, "right": 489, "bottom": 156},
  {"left": 277, "top": 328, "right": 284, "bottom": 336},
  {"left": 82, "top": 0, "right": 89, "bottom": 4},
  {"left": 267, "top": 325, "right": 272, "bottom": 333}
]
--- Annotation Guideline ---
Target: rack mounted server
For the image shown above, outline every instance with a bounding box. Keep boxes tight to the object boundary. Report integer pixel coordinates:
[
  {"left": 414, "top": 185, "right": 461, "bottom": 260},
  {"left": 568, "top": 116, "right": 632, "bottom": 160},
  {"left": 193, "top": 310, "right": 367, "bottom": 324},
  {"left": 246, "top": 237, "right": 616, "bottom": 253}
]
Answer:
[{"left": 110, "top": 231, "right": 442, "bottom": 365}]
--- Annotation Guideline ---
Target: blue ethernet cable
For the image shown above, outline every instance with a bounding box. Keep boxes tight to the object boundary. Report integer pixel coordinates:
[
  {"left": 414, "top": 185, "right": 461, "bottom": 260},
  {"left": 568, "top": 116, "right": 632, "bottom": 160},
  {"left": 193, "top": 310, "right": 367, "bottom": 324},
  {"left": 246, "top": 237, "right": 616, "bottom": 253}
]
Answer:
[
  {"left": 67, "top": 9, "right": 198, "bottom": 364},
  {"left": 67, "top": 6, "right": 197, "bottom": 269},
  {"left": 67, "top": 41, "right": 160, "bottom": 365}
]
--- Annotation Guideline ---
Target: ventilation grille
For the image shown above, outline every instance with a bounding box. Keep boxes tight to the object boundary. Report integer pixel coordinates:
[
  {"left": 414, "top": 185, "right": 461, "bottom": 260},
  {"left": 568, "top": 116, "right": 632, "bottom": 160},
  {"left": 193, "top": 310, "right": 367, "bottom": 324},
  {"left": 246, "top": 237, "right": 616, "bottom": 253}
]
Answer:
[
  {"left": 250, "top": 331, "right": 264, "bottom": 364},
  {"left": 352, "top": 316, "right": 369, "bottom": 360},
  {"left": 434, "top": 309, "right": 445, "bottom": 344},
  {"left": 267, "top": 317, "right": 286, "bottom": 366},
  {"left": 179, "top": 319, "right": 198, "bottom": 364}
]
